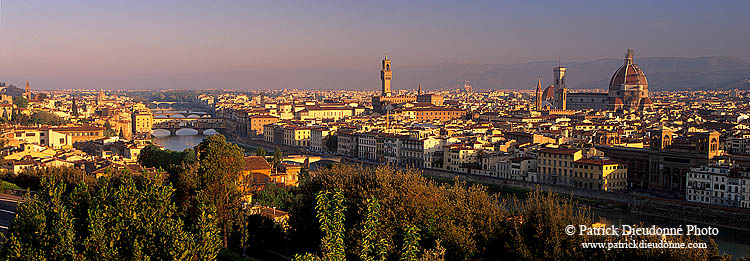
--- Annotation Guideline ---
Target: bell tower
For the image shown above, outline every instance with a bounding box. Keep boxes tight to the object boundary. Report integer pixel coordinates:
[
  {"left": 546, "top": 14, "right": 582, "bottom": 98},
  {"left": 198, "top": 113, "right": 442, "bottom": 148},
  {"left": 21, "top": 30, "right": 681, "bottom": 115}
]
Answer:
[
  {"left": 553, "top": 66, "right": 567, "bottom": 110},
  {"left": 24, "top": 81, "right": 31, "bottom": 100},
  {"left": 535, "top": 77, "right": 543, "bottom": 110},
  {"left": 381, "top": 56, "right": 392, "bottom": 97}
]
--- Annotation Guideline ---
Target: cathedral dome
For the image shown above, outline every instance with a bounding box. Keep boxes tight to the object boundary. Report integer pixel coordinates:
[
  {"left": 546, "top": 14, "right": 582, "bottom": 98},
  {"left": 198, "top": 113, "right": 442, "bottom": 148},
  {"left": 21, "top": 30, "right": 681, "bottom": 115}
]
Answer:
[
  {"left": 641, "top": 97, "right": 653, "bottom": 105},
  {"left": 542, "top": 85, "right": 554, "bottom": 100},
  {"left": 609, "top": 49, "right": 648, "bottom": 93}
]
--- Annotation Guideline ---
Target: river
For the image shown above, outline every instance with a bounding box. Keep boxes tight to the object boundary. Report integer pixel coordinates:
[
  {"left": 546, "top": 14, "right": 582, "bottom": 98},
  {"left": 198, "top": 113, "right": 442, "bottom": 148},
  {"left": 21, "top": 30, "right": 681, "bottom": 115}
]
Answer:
[
  {"left": 152, "top": 133, "right": 208, "bottom": 151},
  {"left": 592, "top": 208, "right": 750, "bottom": 258}
]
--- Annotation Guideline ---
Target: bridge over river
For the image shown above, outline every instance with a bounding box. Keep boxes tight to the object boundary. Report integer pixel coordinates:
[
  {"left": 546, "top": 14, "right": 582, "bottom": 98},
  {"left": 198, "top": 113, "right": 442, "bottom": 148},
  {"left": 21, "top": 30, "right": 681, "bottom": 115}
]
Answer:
[{"left": 151, "top": 110, "right": 225, "bottom": 136}]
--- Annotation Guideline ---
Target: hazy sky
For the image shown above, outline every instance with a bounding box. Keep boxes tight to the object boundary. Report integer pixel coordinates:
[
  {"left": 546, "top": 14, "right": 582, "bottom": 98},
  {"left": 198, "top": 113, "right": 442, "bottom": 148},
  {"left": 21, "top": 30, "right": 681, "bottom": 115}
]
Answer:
[{"left": 1, "top": 0, "right": 748, "bottom": 90}]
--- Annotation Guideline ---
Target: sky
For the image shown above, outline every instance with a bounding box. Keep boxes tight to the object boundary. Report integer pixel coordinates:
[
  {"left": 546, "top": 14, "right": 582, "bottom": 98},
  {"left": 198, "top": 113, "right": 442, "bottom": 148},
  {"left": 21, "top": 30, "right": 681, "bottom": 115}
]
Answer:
[{"left": 0, "top": 0, "right": 748, "bottom": 90}]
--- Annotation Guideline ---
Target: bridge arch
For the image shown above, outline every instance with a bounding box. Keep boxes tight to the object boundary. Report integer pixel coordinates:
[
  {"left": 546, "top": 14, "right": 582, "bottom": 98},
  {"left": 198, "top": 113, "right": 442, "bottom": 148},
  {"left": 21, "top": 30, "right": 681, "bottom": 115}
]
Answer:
[
  {"left": 175, "top": 128, "right": 200, "bottom": 136},
  {"left": 203, "top": 129, "right": 219, "bottom": 135},
  {"left": 152, "top": 129, "right": 171, "bottom": 136}
]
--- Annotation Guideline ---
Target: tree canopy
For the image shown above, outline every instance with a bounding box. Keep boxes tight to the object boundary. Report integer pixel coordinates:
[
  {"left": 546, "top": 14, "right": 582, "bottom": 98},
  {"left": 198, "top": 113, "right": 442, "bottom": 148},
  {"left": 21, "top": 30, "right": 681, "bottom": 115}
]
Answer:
[
  {"left": 1, "top": 174, "right": 222, "bottom": 260},
  {"left": 288, "top": 164, "right": 729, "bottom": 260},
  {"left": 12, "top": 96, "right": 27, "bottom": 109}
]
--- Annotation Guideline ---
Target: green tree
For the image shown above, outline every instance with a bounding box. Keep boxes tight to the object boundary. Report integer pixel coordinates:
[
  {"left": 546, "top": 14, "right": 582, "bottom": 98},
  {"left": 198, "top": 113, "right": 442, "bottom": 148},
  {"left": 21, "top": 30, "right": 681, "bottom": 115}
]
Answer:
[
  {"left": 0, "top": 169, "right": 223, "bottom": 260},
  {"left": 359, "top": 197, "right": 388, "bottom": 261},
  {"left": 316, "top": 189, "right": 346, "bottom": 261},
  {"left": 256, "top": 147, "right": 266, "bottom": 157},
  {"left": 2, "top": 176, "right": 76, "bottom": 260},
  {"left": 30, "top": 111, "right": 69, "bottom": 125},
  {"left": 82, "top": 175, "right": 194, "bottom": 260},
  {"left": 138, "top": 145, "right": 196, "bottom": 172},
  {"left": 273, "top": 148, "right": 284, "bottom": 165},
  {"left": 287, "top": 164, "right": 720, "bottom": 260},
  {"left": 254, "top": 183, "right": 296, "bottom": 211},
  {"left": 12, "top": 96, "right": 28, "bottom": 108},
  {"left": 192, "top": 203, "right": 223, "bottom": 260},
  {"left": 195, "top": 134, "right": 245, "bottom": 248},
  {"left": 400, "top": 225, "right": 421, "bottom": 261}
]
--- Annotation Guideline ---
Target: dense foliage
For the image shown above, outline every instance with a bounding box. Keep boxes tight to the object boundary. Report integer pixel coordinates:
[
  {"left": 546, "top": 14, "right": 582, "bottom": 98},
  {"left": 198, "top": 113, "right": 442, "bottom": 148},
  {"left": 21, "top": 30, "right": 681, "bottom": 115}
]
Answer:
[
  {"left": 12, "top": 96, "right": 27, "bottom": 109},
  {"left": 1, "top": 167, "right": 96, "bottom": 193},
  {"left": 254, "top": 183, "right": 298, "bottom": 211},
  {"left": 1, "top": 174, "right": 222, "bottom": 260},
  {"left": 1, "top": 145, "right": 742, "bottom": 260},
  {"left": 288, "top": 164, "right": 733, "bottom": 260},
  {"left": 138, "top": 144, "right": 197, "bottom": 171}
]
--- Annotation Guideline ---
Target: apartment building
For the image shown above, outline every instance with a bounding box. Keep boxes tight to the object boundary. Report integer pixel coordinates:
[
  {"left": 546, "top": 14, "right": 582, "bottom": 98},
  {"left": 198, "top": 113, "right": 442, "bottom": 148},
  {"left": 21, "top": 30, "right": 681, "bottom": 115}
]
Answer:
[
  {"left": 283, "top": 126, "right": 311, "bottom": 147},
  {"left": 337, "top": 131, "right": 358, "bottom": 158},
  {"left": 510, "top": 156, "right": 538, "bottom": 182},
  {"left": 249, "top": 115, "right": 278, "bottom": 136},
  {"left": 310, "top": 128, "right": 331, "bottom": 152},
  {"left": 443, "top": 144, "right": 479, "bottom": 171},
  {"left": 727, "top": 134, "right": 750, "bottom": 156},
  {"left": 357, "top": 133, "right": 379, "bottom": 162},
  {"left": 295, "top": 106, "right": 354, "bottom": 121},
  {"left": 537, "top": 147, "right": 584, "bottom": 186},
  {"left": 686, "top": 165, "right": 750, "bottom": 208},
  {"left": 401, "top": 107, "right": 465, "bottom": 122},
  {"left": 131, "top": 104, "right": 153, "bottom": 135},
  {"left": 572, "top": 157, "right": 628, "bottom": 191}
]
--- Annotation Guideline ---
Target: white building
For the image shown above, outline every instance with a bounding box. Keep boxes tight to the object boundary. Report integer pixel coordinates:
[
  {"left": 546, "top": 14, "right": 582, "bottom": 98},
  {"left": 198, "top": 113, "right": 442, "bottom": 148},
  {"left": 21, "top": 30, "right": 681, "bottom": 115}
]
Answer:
[
  {"left": 8, "top": 128, "right": 73, "bottom": 149},
  {"left": 727, "top": 134, "right": 750, "bottom": 156},
  {"left": 686, "top": 165, "right": 750, "bottom": 208},
  {"left": 310, "top": 128, "right": 330, "bottom": 153}
]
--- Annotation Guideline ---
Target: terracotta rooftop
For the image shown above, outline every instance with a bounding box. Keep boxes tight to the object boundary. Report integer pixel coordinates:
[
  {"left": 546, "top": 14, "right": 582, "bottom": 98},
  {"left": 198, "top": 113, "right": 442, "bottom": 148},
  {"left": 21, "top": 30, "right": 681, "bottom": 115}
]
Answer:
[{"left": 244, "top": 156, "right": 271, "bottom": 171}]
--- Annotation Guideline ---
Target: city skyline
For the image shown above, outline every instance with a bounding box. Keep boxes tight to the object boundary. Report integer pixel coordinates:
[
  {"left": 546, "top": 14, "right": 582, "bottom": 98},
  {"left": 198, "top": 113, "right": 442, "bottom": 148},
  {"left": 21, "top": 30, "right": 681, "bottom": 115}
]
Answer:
[{"left": 1, "top": 0, "right": 749, "bottom": 90}]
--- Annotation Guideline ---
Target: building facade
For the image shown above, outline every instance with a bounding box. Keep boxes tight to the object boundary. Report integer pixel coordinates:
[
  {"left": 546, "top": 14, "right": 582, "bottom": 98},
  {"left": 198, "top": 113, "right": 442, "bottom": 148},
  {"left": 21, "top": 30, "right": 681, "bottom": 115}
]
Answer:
[{"left": 686, "top": 165, "right": 750, "bottom": 208}]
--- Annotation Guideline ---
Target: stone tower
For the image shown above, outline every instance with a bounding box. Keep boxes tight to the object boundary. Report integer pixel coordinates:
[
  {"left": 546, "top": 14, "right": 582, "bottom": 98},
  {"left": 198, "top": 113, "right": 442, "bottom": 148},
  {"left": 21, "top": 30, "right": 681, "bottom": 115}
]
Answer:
[
  {"left": 553, "top": 67, "right": 567, "bottom": 110},
  {"left": 649, "top": 127, "right": 673, "bottom": 151},
  {"left": 417, "top": 83, "right": 422, "bottom": 95},
  {"left": 97, "top": 89, "right": 105, "bottom": 105},
  {"left": 535, "top": 77, "right": 542, "bottom": 110},
  {"left": 381, "top": 56, "right": 392, "bottom": 97},
  {"left": 695, "top": 131, "right": 720, "bottom": 159},
  {"left": 24, "top": 81, "right": 31, "bottom": 100}
]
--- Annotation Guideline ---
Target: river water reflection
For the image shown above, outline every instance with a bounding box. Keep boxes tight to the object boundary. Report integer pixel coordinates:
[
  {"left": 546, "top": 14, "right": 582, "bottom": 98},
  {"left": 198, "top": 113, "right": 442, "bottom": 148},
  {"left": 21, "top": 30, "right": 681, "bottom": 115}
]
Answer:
[{"left": 152, "top": 134, "right": 207, "bottom": 151}]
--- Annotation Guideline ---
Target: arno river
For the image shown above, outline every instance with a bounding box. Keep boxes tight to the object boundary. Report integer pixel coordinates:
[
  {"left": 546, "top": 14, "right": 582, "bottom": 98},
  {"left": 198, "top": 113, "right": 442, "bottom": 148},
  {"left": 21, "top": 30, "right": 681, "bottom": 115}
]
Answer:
[
  {"left": 593, "top": 208, "right": 749, "bottom": 257},
  {"left": 152, "top": 133, "right": 207, "bottom": 151},
  {"left": 152, "top": 133, "right": 750, "bottom": 258}
]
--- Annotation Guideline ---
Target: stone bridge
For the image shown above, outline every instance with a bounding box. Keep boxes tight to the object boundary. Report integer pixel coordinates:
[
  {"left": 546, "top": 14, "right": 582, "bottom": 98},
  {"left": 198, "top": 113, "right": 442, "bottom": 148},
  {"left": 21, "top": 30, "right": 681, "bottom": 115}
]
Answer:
[{"left": 152, "top": 116, "right": 225, "bottom": 136}]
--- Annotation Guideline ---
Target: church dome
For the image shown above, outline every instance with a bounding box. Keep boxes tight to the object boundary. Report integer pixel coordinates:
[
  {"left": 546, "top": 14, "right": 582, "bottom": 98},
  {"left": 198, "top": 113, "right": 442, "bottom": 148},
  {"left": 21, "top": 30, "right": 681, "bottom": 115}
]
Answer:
[
  {"left": 609, "top": 49, "right": 648, "bottom": 93},
  {"left": 613, "top": 97, "right": 623, "bottom": 105},
  {"left": 641, "top": 97, "right": 653, "bottom": 104},
  {"left": 542, "top": 85, "right": 554, "bottom": 100}
]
